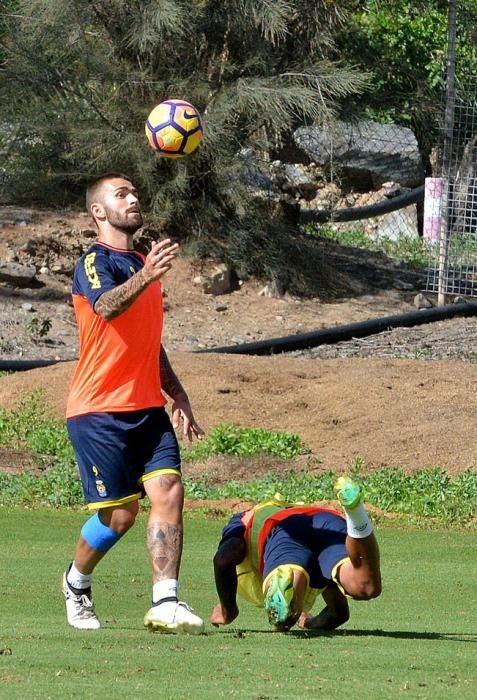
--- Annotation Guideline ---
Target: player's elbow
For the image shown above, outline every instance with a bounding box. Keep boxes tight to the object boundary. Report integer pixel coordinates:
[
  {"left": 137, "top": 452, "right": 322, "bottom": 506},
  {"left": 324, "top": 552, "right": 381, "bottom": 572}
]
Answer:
[
  {"left": 94, "top": 296, "right": 119, "bottom": 321},
  {"left": 213, "top": 551, "right": 229, "bottom": 572},
  {"left": 95, "top": 305, "right": 117, "bottom": 322},
  {"left": 213, "top": 538, "right": 246, "bottom": 571},
  {"left": 213, "top": 550, "right": 238, "bottom": 572}
]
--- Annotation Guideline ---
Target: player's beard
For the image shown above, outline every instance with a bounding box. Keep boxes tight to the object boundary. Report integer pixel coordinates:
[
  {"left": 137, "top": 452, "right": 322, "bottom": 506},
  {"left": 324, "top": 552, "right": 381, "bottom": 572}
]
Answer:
[{"left": 103, "top": 206, "right": 143, "bottom": 233}]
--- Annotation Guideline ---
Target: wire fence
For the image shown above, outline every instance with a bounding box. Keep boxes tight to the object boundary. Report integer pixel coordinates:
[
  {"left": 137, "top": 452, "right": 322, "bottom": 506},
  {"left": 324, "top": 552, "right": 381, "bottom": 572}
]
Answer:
[
  {"left": 424, "top": 0, "right": 477, "bottom": 301},
  {"left": 298, "top": 1, "right": 477, "bottom": 304},
  {"left": 295, "top": 116, "right": 426, "bottom": 244},
  {"left": 3, "top": 1, "right": 476, "bottom": 306}
]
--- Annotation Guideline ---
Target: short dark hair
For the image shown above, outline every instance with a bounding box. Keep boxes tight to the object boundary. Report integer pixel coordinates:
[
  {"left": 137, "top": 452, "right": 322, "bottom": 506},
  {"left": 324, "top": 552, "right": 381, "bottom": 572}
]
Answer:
[{"left": 85, "top": 172, "right": 132, "bottom": 214}]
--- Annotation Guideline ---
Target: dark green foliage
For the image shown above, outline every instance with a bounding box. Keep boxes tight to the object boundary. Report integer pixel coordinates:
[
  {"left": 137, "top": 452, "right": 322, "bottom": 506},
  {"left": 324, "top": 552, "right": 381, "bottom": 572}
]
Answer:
[
  {"left": 0, "top": 392, "right": 82, "bottom": 506},
  {"left": 309, "top": 223, "right": 429, "bottom": 269},
  {"left": 184, "top": 465, "right": 477, "bottom": 527},
  {"left": 1, "top": 395, "right": 477, "bottom": 526},
  {"left": 182, "top": 422, "right": 310, "bottom": 460},
  {"left": 0, "top": 0, "right": 18, "bottom": 65},
  {"left": 336, "top": 1, "right": 448, "bottom": 164},
  {"left": 0, "top": 0, "right": 366, "bottom": 293}
]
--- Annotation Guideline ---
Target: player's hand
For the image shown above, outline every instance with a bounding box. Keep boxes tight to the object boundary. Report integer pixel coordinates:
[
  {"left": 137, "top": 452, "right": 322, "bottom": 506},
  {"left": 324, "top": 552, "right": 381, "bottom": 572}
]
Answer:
[
  {"left": 171, "top": 394, "right": 205, "bottom": 442},
  {"left": 297, "top": 612, "right": 314, "bottom": 630},
  {"left": 210, "top": 602, "right": 239, "bottom": 627},
  {"left": 297, "top": 609, "right": 343, "bottom": 631},
  {"left": 143, "top": 238, "right": 179, "bottom": 282}
]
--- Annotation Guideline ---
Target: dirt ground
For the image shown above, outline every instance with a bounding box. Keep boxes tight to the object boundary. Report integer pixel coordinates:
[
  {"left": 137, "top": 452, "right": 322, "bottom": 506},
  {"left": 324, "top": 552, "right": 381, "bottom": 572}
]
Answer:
[{"left": 1, "top": 207, "right": 477, "bottom": 479}]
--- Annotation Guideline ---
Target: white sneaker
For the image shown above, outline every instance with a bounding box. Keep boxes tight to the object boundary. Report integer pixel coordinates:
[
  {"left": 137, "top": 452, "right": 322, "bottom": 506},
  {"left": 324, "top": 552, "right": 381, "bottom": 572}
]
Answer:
[
  {"left": 62, "top": 573, "right": 101, "bottom": 630},
  {"left": 144, "top": 600, "right": 204, "bottom": 634}
]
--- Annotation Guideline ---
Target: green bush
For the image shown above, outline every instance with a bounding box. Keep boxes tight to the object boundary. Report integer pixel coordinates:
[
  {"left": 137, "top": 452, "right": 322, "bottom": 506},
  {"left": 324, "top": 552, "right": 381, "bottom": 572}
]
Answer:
[
  {"left": 0, "top": 391, "right": 73, "bottom": 460},
  {"left": 185, "top": 464, "right": 477, "bottom": 526},
  {"left": 2, "top": 395, "right": 477, "bottom": 526},
  {"left": 182, "top": 423, "right": 311, "bottom": 461},
  {"left": 337, "top": 0, "right": 448, "bottom": 160},
  {"left": 308, "top": 223, "right": 429, "bottom": 268}
]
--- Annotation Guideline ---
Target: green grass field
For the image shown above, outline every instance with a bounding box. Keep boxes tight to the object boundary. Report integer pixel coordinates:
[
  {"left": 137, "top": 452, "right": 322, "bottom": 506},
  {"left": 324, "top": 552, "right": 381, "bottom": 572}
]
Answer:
[{"left": 1, "top": 509, "right": 476, "bottom": 700}]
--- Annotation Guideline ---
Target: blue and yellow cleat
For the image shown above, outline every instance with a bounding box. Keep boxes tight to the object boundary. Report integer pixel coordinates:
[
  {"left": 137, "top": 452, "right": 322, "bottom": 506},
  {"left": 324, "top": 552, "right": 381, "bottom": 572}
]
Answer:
[
  {"left": 264, "top": 566, "right": 295, "bottom": 627},
  {"left": 334, "top": 475, "right": 362, "bottom": 510}
]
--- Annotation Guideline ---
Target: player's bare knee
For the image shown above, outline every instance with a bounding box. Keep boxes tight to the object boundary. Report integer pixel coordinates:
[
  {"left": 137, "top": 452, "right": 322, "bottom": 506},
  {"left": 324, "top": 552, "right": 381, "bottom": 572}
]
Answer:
[
  {"left": 166, "top": 482, "right": 184, "bottom": 515},
  {"left": 106, "top": 505, "right": 138, "bottom": 535},
  {"left": 149, "top": 475, "right": 184, "bottom": 513}
]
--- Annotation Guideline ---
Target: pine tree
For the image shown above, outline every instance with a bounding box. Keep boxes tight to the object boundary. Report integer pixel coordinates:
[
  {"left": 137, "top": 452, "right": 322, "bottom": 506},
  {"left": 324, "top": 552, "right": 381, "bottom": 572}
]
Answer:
[{"left": 0, "top": 0, "right": 367, "bottom": 295}]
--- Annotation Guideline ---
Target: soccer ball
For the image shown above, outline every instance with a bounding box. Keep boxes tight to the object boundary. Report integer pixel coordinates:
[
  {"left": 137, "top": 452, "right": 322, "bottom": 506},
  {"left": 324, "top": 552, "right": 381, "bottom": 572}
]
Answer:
[{"left": 145, "top": 99, "right": 203, "bottom": 158}]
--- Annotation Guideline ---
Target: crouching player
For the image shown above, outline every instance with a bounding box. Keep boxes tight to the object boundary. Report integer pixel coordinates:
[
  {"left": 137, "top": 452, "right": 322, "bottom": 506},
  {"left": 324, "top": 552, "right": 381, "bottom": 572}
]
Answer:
[{"left": 210, "top": 477, "right": 382, "bottom": 632}]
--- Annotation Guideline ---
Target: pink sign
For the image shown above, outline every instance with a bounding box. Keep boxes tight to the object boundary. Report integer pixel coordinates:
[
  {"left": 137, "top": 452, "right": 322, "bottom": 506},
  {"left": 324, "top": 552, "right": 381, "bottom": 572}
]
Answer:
[{"left": 424, "top": 177, "right": 444, "bottom": 242}]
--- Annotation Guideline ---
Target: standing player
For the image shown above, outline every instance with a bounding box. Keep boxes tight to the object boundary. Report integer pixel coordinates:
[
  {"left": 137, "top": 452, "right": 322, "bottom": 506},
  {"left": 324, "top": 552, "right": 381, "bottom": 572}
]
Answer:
[
  {"left": 63, "top": 172, "right": 205, "bottom": 634},
  {"left": 210, "top": 477, "right": 381, "bottom": 631}
]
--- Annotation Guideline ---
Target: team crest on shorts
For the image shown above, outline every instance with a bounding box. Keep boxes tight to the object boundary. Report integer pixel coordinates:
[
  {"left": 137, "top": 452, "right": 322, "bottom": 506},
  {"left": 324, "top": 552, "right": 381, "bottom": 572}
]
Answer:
[{"left": 92, "top": 465, "right": 108, "bottom": 498}]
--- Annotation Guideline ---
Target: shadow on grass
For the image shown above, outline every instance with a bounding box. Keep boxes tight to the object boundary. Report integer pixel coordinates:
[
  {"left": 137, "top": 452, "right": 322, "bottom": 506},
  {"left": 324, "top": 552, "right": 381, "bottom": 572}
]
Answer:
[
  {"left": 303, "top": 628, "right": 477, "bottom": 643},
  {"left": 215, "top": 628, "right": 477, "bottom": 643}
]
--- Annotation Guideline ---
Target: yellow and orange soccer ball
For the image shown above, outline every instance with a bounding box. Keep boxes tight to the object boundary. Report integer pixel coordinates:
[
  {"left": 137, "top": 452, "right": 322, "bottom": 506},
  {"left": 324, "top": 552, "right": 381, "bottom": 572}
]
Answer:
[{"left": 145, "top": 99, "right": 203, "bottom": 159}]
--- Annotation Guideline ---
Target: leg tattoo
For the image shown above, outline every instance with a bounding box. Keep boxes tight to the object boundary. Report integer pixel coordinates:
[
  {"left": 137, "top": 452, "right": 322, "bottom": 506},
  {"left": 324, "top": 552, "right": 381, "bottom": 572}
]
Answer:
[{"left": 147, "top": 522, "right": 183, "bottom": 581}]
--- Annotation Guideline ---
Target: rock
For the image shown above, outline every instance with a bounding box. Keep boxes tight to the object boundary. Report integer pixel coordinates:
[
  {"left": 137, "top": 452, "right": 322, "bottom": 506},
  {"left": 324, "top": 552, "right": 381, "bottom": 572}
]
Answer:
[
  {"left": 258, "top": 279, "right": 286, "bottom": 298},
  {"left": 238, "top": 148, "right": 274, "bottom": 190},
  {"left": 414, "top": 293, "right": 433, "bottom": 309},
  {"left": 393, "top": 279, "right": 415, "bottom": 291},
  {"left": 18, "top": 239, "right": 37, "bottom": 254},
  {"left": 0, "top": 262, "right": 37, "bottom": 287},
  {"left": 269, "top": 161, "right": 318, "bottom": 199},
  {"left": 293, "top": 119, "right": 424, "bottom": 188},
  {"left": 258, "top": 285, "right": 273, "bottom": 297},
  {"left": 0, "top": 207, "right": 34, "bottom": 225},
  {"left": 269, "top": 278, "right": 286, "bottom": 297},
  {"left": 21, "top": 303, "right": 34, "bottom": 312},
  {"left": 4, "top": 250, "right": 17, "bottom": 262},
  {"left": 196, "top": 264, "right": 235, "bottom": 295},
  {"left": 381, "top": 181, "right": 403, "bottom": 198}
]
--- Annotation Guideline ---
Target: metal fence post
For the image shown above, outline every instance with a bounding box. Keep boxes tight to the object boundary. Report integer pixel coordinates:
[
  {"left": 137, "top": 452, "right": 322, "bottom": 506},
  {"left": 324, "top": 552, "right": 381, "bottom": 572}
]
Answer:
[{"left": 438, "top": 0, "right": 457, "bottom": 306}]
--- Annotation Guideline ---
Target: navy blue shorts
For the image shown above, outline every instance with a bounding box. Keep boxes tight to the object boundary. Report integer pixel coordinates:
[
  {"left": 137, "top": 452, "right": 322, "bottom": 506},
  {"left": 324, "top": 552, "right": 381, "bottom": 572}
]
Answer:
[
  {"left": 220, "top": 510, "right": 348, "bottom": 589},
  {"left": 263, "top": 512, "right": 347, "bottom": 589},
  {"left": 67, "top": 407, "right": 181, "bottom": 510}
]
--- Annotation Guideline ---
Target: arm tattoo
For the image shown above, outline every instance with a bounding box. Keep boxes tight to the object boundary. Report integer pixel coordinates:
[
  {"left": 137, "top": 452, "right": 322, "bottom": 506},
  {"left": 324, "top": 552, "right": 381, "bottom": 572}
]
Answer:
[
  {"left": 160, "top": 346, "right": 187, "bottom": 399},
  {"left": 147, "top": 521, "right": 183, "bottom": 581},
  {"left": 95, "top": 267, "right": 150, "bottom": 320}
]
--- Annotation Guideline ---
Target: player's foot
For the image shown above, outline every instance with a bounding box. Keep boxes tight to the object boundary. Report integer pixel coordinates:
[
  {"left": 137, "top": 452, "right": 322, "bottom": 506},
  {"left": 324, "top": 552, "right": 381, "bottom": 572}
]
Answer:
[
  {"left": 264, "top": 566, "right": 295, "bottom": 626},
  {"left": 144, "top": 600, "right": 204, "bottom": 634},
  {"left": 62, "top": 572, "right": 101, "bottom": 630},
  {"left": 334, "top": 475, "right": 362, "bottom": 510}
]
